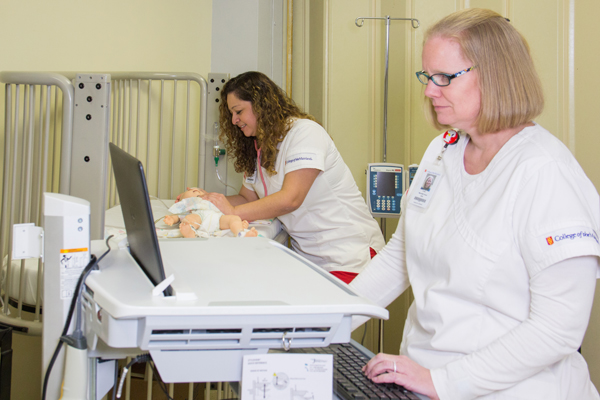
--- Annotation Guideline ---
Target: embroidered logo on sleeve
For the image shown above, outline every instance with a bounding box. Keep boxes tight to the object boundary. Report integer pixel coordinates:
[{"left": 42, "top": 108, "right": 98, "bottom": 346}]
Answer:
[
  {"left": 541, "top": 227, "right": 599, "bottom": 248},
  {"left": 286, "top": 152, "right": 317, "bottom": 165}
]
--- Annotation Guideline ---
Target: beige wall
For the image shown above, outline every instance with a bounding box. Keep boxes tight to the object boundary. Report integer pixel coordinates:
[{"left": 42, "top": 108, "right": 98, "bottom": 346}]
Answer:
[
  {"left": 0, "top": 1, "right": 212, "bottom": 398},
  {"left": 0, "top": 0, "right": 212, "bottom": 74},
  {"left": 576, "top": 0, "right": 600, "bottom": 386},
  {"left": 297, "top": 0, "right": 600, "bottom": 388}
]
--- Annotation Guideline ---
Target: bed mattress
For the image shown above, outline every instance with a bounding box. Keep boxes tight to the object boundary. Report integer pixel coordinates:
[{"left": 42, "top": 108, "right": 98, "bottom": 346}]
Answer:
[
  {"left": 2, "top": 200, "right": 286, "bottom": 307},
  {"left": 104, "top": 199, "right": 284, "bottom": 241}
]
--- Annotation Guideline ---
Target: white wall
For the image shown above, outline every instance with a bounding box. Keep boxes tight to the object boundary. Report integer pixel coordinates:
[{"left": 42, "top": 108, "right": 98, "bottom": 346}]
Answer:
[
  {"left": 211, "top": 0, "right": 285, "bottom": 87},
  {"left": 211, "top": 0, "right": 287, "bottom": 193}
]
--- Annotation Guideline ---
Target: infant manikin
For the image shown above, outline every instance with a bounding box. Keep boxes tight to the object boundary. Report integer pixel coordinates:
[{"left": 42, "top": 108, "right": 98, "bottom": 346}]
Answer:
[{"left": 164, "top": 188, "right": 258, "bottom": 238}]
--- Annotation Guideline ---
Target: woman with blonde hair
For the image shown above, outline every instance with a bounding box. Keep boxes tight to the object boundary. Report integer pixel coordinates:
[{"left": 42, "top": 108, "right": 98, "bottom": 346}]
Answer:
[
  {"left": 352, "top": 8, "right": 600, "bottom": 399},
  {"left": 202, "top": 71, "right": 384, "bottom": 283}
]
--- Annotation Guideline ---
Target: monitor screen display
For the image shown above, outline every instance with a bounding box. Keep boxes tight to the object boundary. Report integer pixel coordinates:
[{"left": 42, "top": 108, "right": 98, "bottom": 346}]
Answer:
[
  {"left": 376, "top": 171, "right": 396, "bottom": 197},
  {"left": 108, "top": 143, "right": 173, "bottom": 296}
]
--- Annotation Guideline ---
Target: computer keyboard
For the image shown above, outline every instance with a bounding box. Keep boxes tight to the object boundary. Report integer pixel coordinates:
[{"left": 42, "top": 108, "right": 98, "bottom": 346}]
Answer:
[{"left": 292, "top": 341, "right": 421, "bottom": 400}]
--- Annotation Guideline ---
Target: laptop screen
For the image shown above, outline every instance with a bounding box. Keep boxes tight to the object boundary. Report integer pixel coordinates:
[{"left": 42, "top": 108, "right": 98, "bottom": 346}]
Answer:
[{"left": 108, "top": 143, "right": 173, "bottom": 296}]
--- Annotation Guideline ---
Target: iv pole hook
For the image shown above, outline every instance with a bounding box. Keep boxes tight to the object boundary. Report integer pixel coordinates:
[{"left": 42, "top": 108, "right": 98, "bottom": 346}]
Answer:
[{"left": 355, "top": 16, "right": 420, "bottom": 29}]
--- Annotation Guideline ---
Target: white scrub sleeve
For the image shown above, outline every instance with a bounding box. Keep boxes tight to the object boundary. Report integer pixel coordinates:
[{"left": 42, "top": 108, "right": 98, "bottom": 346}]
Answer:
[
  {"left": 514, "top": 159, "right": 600, "bottom": 275},
  {"left": 281, "top": 121, "right": 327, "bottom": 174},
  {"left": 350, "top": 212, "right": 411, "bottom": 330},
  {"left": 430, "top": 256, "right": 599, "bottom": 399}
]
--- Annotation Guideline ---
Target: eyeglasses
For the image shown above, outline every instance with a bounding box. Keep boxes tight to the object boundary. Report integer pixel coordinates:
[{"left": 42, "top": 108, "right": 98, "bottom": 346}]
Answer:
[{"left": 415, "top": 66, "right": 476, "bottom": 87}]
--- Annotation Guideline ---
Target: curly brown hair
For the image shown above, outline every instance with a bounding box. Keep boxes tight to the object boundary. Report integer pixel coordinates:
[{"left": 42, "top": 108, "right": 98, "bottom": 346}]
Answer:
[{"left": 219, "top": 71, "right": 317, "bottom": 176}]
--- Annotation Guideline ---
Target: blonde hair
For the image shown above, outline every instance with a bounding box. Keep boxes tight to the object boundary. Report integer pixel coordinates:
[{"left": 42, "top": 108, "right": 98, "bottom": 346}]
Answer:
[
  {"left": 219, "top": 71, "right": 317, "bottom": 176},
  {"left": 423, "top": 8, "right": 544, "bottom": 134}
]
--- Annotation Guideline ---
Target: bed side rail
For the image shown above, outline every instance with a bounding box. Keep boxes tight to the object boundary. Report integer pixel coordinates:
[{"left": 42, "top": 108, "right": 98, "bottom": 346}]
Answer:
[
  {"left": 0, "top": 72, "right": 75, "bottom": 334},
  {"left": 88, "top": 72, "right": 208, "bottom": 207}
]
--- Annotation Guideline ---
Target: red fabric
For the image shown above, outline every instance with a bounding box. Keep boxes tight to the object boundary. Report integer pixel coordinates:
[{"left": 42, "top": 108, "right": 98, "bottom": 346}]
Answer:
[
  {"left": 370, "top": 247, "right": 377, "bottom": 259},
  {"left": 330, "top": 271, "right": 358, "bottom": 284},
  {"left": 330, "top": 247, "right": 378, "bottom": 284}
]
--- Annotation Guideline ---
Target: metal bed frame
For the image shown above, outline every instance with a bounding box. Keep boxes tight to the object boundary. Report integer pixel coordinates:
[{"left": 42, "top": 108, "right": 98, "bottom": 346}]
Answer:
[{"left": 0, "top": 71, "right": 237, "bottom": 399}]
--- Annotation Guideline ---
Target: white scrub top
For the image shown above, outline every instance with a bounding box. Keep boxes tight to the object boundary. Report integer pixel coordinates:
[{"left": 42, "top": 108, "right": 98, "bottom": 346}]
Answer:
[
  {"left": 352, "top": 123, "right": 600, "bottom": 399},
  {"left": 242, "top": 118, "right": 384, "bottom": 273}
]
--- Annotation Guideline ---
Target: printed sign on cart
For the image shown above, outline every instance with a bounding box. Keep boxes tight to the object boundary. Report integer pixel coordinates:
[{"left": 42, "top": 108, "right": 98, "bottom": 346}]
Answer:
[
  {"left": 60, "top": 247, "right": 89, "bottom": 299},
  {"left": 242, "top": 353, "right": 333, "bottom": 400}
]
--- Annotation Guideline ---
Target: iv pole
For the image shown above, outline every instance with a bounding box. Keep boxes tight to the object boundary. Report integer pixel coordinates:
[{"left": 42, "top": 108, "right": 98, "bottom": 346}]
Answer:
[
  {"left": 355, "top": 14, "right": 420, "bottom": 354},
  {"left": 355, "top": 16, "right": 420, "bottom": 164}
]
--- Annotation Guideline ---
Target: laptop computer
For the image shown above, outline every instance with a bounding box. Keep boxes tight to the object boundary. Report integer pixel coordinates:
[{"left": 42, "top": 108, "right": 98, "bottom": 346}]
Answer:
[
  {"left": 108, "top": 142, "right": 173, "bottom": 296},
  {"left": 88, "top": 144, "right": 389, "bottom": 383}
]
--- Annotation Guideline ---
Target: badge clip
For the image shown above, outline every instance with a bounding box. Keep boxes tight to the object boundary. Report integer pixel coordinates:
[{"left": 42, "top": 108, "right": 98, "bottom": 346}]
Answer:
[{"left": 436, "top": 129, "right": 460, "bottom": 162}]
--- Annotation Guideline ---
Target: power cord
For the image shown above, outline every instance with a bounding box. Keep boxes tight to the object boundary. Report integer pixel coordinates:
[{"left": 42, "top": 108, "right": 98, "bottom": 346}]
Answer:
[
  {"left": 149, "top": 360, "right": 176, "bottom": 400},
  {"left": 41, "top": 235, "right": 114, "bottom": 400},
  {"left": 95, "top": 358, "right": 120, "bottom": 400},
  {"left": 148, "top": 195, "right": 173, "bottom": 211},
  {"left": 115, "top": 354, "right": 175, "bottom": 400},
  {"left": 148, "top": 195, "right": 181, "bottom": 226},
  {"left": 112, "top": 359, "right": 118, "bottom": 400},
  {"left": 115, "top": 354, "right": 150, "bottom": 398}
]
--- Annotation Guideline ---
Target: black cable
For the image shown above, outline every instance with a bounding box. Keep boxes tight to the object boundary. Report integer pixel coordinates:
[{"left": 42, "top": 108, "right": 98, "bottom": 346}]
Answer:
[
  {"left": 112, "top": 359, "right": 118, "bottom": 400},
  {"left": 115, "top": 354, "right": 152, "bottom": 398},
  {"left": 41, "top": 236, "right": 114, "bottom": 400},
  {"left": 41, "top": 254, "right": 97, "bottom": 400},
  {"left": 125, "top": 354, "right": 150, "bottom": 370},
  {"left": 148, "top": 360, "right": 176, "bottom": 400},
  {"left": 360, "top": 323, "right": 367, "bottom": 345},
  {"left": 95, "top": 358, "right": 120, "bottom": 400},
  {"left": 192, "top": 382, "right": 202, "bottom": 400},
  {"left": 96, "top": 235, "right": 114, "bottom": 265}
]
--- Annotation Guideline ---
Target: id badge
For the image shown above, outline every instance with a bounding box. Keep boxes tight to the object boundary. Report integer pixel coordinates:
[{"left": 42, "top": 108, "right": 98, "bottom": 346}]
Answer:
[
  {"left": 409, "top": 165, "right": 443, "bottom": 210},
  {"left": 244, "top": 170, "right": 257, "bottom": 184}
]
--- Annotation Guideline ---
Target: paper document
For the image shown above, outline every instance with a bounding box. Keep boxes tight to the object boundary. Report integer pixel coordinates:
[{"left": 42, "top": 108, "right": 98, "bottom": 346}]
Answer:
[{"left": 242, "top": 353, "right": 333, "bottom": 400}]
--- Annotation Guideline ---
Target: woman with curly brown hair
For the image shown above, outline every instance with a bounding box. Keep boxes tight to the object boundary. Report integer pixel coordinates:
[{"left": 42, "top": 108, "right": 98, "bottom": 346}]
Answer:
[{"left": 201, "top": 71, "right": 384, "bottom": 283}]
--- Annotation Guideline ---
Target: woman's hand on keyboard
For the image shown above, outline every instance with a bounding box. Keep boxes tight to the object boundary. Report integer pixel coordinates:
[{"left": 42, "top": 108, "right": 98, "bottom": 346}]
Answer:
[{"left": 362, "top": 353, "right": 439, "bottom": 400}]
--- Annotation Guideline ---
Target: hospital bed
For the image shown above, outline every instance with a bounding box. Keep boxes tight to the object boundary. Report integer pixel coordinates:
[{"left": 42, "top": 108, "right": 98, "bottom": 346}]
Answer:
[{"left": 0, "top": 71, "right": 287, "bottom": 398}]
